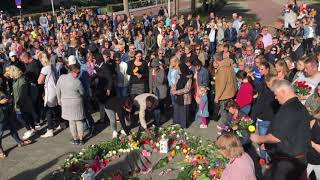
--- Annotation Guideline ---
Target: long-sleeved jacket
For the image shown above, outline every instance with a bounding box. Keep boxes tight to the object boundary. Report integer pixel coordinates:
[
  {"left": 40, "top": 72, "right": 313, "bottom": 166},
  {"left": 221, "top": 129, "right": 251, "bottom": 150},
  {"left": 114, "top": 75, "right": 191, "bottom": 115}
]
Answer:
[
  {"left": 224, "top": 28, "right": 237, "bottom": 44},
  {"left": 149, "top": 68, "right": 167, "bottom": 100},
  {"left": 134, "top": 93, "right": 158, "bottom": 129},
  {"left": 215, "top": 58, "right": 237, "bottom": 101},
  {"left": 13, "top": 76, "right": 34, "bottom": 113},
  {"left": 196, "top": 66, "right": 209, "bottom": 87}
]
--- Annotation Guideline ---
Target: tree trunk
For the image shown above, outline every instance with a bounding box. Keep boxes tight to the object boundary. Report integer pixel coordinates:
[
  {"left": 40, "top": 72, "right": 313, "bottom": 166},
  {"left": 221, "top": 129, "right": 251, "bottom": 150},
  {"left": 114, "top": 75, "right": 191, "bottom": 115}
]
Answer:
[
  {"left": 191, "top": 0, "right": 196, "bottom": 14},
  {"left": 177, "top": 0, "right": 179, "bottom": 16},
  {"left": 123, "top": 0, "right": 129, "bottom": 16}
]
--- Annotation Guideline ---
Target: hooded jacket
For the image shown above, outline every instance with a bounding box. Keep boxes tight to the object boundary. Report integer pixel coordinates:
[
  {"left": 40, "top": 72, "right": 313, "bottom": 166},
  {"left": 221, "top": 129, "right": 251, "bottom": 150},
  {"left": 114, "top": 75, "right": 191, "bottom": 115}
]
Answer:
[{"left": 215, "top": 58, "right": 237, "bottom": 101}]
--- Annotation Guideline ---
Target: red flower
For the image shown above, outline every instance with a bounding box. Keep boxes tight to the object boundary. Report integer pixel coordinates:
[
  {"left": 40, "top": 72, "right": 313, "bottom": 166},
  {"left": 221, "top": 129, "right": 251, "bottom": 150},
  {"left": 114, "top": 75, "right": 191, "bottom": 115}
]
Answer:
[
  {"left": 102, "top": 159, "right": 110, "bottom": 166},
  {"left": 259, "top": 159, "right": 266, "bottom": 165},
  {"left": 297, "top": 81, "right": 303, "bottom": 87},
  {"left": 307, "top": 86, "right": 312, "bottom": 90}
]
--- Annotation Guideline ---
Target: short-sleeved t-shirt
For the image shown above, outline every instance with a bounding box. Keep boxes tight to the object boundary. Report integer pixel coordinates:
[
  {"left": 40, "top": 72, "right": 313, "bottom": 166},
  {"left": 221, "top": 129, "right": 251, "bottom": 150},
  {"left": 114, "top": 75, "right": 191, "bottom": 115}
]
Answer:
[
  {"left": 269, "top": 97, "right": 312, "bottom": 157},
  {"left": 41, "top": 65, "right": 57, "bottom": 107}
]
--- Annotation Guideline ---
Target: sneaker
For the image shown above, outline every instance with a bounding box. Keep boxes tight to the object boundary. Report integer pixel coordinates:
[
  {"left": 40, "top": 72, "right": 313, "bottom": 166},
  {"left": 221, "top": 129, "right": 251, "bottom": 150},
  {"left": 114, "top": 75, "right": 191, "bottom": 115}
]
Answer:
[
  {"left": 70, "top": 139, "right": 79, "bottom": 145},
  {"left": 55, "top": 125, "right": 62, "bottom": 130},
  {"left": 120, "top": 130, "right": 127, "bottom": 136},
  {"left": 41, "top": 129, "right": 54, "bottom": 138},
  {"left": 112, "top": 131, "right": 118, "bottom": 138},
  {"left": 79, "top": 140, "right": 85, "bottom": 145},
  {"left": 200, "top": 124, "right": 208, "bottom": 129},
  {"left": 35, "top": 125, "right": 41, "bottom": 130},
  {"left": 22, "top": 130, "right": 35, "bottom": 140}
]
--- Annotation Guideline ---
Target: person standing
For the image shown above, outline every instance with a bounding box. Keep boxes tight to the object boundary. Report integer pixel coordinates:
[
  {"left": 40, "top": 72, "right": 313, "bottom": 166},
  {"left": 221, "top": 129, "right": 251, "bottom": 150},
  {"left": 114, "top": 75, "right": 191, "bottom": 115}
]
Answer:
[
  {"left": 4, "top": 66, "right": 36, "bottom": 140},
  {"left": 56, "top": 64, "right": 85, "bottom": 145},
  {"left": 214, "top": 55, "right": 237, "bottom": 127},
  {"left": 172, "top": 63, "right": 192, "bottom": 129},
  {"left": 251, "top": 80, "right": 311, "bottom": 180},
  {"left": 37, "top": 53, "right": 58, "bottom": 138}
]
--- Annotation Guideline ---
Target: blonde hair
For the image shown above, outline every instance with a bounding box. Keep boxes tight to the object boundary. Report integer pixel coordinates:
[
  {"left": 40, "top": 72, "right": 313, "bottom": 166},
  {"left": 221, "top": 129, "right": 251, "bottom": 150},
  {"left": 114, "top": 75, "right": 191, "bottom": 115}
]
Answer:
[
  {"left": 216, "top": 133, "right": 244, "bottom": 159},
  {"left": 169, "top": 56, "right": 180, "bottom": 69},
  {"left": 39, "top": 52, "right": 50, "bottom": 66},
  {"left": 4, "top": 65, "right": 23, "bottom": 80}
]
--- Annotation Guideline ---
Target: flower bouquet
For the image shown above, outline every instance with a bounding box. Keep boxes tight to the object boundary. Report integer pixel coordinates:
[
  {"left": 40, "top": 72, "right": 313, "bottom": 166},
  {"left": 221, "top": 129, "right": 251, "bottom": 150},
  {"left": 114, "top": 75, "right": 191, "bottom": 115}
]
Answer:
[
  {"left": 60, "top": 125, "right": 227, "bottom": 179},
  {"left": 223, "top": 116, "right": 254, "bottom": 145},
  {"left": 293, "top": 81, "right": 312, "bottom": 96}
]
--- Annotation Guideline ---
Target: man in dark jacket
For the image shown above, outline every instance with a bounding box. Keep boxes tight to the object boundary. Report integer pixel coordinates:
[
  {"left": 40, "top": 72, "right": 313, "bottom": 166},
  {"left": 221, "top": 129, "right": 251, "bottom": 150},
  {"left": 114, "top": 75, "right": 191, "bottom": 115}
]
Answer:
[
  {"left": 224, "top": 22, "right": 237, "bottom": 44},
  {"left": 94, "top": 50, "right": 114, "bottom": 122}
]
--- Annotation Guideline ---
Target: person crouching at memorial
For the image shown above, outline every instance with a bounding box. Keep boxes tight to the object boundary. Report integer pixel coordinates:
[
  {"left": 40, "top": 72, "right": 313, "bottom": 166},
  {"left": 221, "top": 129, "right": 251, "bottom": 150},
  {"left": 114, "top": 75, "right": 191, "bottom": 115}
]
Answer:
[
  {"left": 105, "top": 96, "right": 134, "bottom": 139},
  {"left": 133, "top": 93, "right": 160, "bottom": 134}
]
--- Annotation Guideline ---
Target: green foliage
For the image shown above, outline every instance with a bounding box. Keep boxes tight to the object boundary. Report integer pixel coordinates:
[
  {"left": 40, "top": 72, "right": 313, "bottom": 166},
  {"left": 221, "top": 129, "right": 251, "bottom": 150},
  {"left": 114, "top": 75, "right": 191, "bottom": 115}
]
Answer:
[{"left": 152, "top": 157, "right": 169, "bottom": 170}]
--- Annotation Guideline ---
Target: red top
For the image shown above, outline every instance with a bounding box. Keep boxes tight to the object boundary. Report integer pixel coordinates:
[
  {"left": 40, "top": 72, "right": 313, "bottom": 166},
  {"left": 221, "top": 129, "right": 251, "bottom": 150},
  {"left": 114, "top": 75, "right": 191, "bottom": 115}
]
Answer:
[{"left": 236, "top": 82, "right": 254, "bottom": 108}]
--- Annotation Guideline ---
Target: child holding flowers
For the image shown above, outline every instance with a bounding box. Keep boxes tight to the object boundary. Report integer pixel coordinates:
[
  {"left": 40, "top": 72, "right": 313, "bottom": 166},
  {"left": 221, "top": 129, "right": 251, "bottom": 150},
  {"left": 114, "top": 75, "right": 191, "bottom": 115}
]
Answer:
[{"left": 196, "top": 86, "right": 209, "bottom": 128}]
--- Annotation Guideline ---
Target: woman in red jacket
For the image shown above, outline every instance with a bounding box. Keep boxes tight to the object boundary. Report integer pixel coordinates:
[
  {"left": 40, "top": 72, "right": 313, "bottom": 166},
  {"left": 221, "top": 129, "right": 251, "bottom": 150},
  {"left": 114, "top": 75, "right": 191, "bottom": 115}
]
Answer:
[{"left": 235, "top": 70, "right": 254, "bottom": 115}]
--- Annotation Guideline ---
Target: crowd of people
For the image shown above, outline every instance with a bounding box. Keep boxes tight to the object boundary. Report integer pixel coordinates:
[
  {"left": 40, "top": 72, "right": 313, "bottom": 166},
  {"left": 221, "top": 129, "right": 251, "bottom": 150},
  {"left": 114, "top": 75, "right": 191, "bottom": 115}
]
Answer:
[{"left": 0, "top": 0, "right": 320, "bottom": 179}]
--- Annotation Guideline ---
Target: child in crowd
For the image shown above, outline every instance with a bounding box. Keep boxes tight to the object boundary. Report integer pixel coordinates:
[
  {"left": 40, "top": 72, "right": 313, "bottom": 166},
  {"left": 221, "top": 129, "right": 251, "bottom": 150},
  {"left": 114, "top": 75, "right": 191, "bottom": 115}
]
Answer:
[{"left": 196, "top": 86, "right": 209, "bottom": 128}]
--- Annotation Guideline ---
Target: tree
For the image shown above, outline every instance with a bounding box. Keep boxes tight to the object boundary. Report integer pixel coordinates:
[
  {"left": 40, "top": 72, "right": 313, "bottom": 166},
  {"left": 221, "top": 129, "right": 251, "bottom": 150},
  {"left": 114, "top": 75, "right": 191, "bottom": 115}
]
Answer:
[{"left": 123, "top": 0, "right": 129, "bottom": 16}]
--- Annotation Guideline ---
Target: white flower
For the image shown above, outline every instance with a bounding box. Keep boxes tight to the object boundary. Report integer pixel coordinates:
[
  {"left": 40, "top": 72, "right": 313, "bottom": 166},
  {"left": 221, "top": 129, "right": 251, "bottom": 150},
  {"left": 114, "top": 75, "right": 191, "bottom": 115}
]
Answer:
[
  {"left": 184, "top": 132, "right": 188, "bottom": 135},
  {"left": 176, "top": 146, "right": 180, "bottom": 150},
  {"left": 177, "top": 134, "right": 180, "bottom": 138},
  {"left": 130, "top": 147, "right": 134, "bottom": 151},
  {"left": 119, "top": 149, "right": 123, "bottom": 153},
  {"left": 198, "top": 165, "right": 203, "bottom": 170},
  {"left": 181, "top": 167, "right": 185, "bottom": 170},
  {"left": 199, "top": 140, "right": 202, "bottom": 143},
  {"left": 69, "top": 154, "right": 73, "bottom": 158},
  {"left": 156, "top": 143, "right": 160, "bottom": 147},
  {"left": 208, "top": 166, "right": 211, "bottom": 169},
  {"left": 112, "top": 151, "right": 116, "bottom": 155},
  {"left": 79, "top": 152, "right": 84, "bottom": 156},
  {"left": 186, "top": 137, "right": 189, "bottom": 140},
  {"left": 161, "top": 134, "right": 166, "bottom": 138},
  {"left": 126, "top": 149, "right": 130, "bottom": 153}
]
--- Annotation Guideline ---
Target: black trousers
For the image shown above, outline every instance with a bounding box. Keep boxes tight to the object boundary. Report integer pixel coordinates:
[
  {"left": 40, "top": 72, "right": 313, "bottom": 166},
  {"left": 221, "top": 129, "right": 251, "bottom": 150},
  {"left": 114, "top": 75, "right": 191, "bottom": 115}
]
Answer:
[{"left": 268, "top": 156, "right": 307, "bottom": 180}]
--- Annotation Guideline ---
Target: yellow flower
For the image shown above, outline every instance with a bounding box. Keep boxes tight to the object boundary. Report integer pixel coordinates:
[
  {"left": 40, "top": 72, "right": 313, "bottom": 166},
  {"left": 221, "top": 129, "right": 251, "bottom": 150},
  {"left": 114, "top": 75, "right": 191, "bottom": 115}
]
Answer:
[
  {"left": 171, "top": 150, "right": 176, "bottom": 157},
  {"left": 248, "top": 125, "right": 256, "bottom": 133},
  {"left": 195, "top": 154, "right": 203, "bottom": 160},
  {"left": 182, "top": 149, "right": 188, "bottom": 154}
]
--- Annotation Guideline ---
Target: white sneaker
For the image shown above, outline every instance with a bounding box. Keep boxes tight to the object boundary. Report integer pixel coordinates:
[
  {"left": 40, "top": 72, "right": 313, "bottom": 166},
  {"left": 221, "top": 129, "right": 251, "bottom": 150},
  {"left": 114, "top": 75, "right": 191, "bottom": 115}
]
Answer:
[
  {"left": 23, "top": 130, "right": 35, "bottom": 140},
  {"left": 41, "top": 129, "right": 54, "bottom": 138},
  {"left": 200, "top": 124, "right": 208, "bottom": 129},
  {"left": 35, "top": 125, "right": 41, "bottom": 130},
  {"left": 112, "top": 131, "right": 118, "bottom": 138},
  {"left": 120, "top": 130, "right": 127, "bottom": 136},
  {"left": 55, "top": 125, "right": 62, "bottom": 130}
]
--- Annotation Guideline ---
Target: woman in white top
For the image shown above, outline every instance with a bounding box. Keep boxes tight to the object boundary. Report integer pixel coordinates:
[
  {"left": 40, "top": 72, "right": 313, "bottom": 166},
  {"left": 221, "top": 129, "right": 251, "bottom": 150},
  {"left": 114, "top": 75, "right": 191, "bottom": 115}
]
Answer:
[{"left": 37, "top": 52, "right": 58, "bottom": 138}]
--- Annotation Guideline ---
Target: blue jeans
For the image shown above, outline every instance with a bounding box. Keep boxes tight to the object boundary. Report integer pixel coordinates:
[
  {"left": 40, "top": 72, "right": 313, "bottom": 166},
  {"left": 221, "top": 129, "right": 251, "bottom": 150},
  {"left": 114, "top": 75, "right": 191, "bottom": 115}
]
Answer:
[
  {"left": 240, "top": 105, "right": 251, "bottom": 115},
  {"left": 116, "top": 86, "right": 128, "bottom": 97},
  {"left": 257, "top": 119, "right": 271, "bottom": 159}
]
